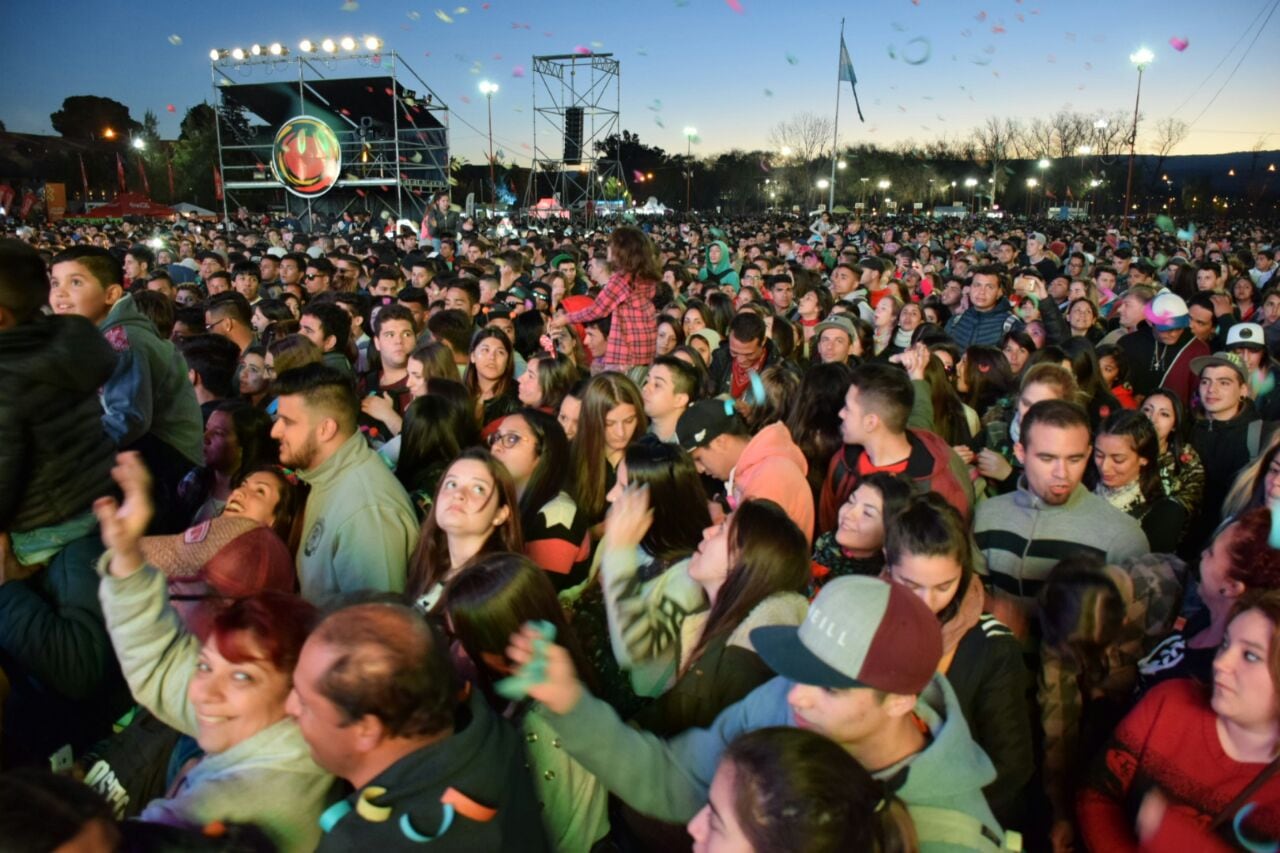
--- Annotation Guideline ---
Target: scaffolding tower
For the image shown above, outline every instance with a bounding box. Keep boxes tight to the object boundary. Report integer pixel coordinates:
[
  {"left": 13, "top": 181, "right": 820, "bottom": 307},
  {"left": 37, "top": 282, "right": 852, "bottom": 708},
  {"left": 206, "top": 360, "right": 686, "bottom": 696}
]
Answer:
[{"left": 523, "top": 52, "right": 627, "bottom": 226}]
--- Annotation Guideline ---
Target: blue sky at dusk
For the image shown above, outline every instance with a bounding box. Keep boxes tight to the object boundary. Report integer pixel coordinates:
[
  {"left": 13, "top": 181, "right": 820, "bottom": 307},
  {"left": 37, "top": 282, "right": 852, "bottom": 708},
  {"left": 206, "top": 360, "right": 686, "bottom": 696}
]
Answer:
[{"left": 2, "top": 0, "right": 1276, "bottom": 162}]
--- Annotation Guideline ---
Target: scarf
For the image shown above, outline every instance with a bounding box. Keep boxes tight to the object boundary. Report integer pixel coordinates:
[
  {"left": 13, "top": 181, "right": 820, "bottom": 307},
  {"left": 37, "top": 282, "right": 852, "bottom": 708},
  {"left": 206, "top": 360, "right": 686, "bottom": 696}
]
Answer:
[
  {"left": 1097, "top": 479, "right": 1147, "bottom": 517},
  {"left": 731, "top": 349, "right": 766, "bottom": 399},
  {"left": 938, "top": 573, "right": 985, "bottom": 672}
]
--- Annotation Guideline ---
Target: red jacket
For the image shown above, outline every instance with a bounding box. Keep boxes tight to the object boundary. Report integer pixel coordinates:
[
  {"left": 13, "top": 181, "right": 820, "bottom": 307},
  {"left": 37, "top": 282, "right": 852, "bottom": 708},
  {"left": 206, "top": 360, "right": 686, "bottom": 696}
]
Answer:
[{"left": 818, "top": 428, "right": 973, "bottom": 535}]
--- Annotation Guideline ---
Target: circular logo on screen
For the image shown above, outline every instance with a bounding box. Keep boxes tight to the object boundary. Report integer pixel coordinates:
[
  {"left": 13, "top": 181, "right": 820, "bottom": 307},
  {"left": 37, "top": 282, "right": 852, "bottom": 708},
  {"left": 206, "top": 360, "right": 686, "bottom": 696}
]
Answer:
[{"left": 271, "top": 116, "right": 342, "bottom": 198}]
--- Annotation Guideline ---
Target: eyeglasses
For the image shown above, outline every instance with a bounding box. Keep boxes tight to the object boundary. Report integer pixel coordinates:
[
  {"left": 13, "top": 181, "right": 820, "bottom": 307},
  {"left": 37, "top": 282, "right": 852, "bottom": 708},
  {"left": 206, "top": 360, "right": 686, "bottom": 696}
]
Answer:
[
  {"left": 305, "top": 273, "right": 326, "bottom": 281},
  {"left": 488, "top": 431, "right": 529, "bottom": 449}
]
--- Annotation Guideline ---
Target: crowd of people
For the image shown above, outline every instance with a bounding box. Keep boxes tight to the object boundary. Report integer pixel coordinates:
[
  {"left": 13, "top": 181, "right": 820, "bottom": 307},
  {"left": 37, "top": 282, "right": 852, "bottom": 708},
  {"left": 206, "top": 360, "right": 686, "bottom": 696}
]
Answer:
[{"left": 2, "top": 198, "right": 1280, "bottom": 852}]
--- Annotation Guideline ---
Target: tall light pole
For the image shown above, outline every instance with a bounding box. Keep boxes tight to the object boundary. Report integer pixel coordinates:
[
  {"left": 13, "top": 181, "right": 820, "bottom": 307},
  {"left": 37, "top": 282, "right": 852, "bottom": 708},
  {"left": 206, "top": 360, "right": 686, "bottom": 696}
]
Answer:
[
  {"left": 683, "top": 126, "right": 697, "bottom": 211},
  {"left": 479, "top": 80, "right": 499, "bottom": 209},
  {"left": 877, "top": 179, "right": 890, "bottom": 211},
  {"left": 964, "top": 177, "right": 978, "bottom": 213},
  {"left": 1025, "top": 178, "right": 1038, "bottom": 217},
  {"left": 1124, "top": 47, "right": 1153, "bottom": 218}
]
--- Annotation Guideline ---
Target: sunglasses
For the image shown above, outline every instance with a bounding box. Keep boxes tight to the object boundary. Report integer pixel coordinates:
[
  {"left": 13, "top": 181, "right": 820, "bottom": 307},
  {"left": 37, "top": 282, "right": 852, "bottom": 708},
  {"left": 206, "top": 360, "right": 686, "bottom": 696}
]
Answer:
[{"left": 305, "top": 273, "right": 327, "bottom": 281}]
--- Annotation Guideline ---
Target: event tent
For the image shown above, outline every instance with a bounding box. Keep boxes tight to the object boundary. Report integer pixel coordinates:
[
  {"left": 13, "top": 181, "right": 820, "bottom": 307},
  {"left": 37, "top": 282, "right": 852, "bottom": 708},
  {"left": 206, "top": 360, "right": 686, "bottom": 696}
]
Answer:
[{"left": 82, "top": 193, "right": 175, "bottom": 218}]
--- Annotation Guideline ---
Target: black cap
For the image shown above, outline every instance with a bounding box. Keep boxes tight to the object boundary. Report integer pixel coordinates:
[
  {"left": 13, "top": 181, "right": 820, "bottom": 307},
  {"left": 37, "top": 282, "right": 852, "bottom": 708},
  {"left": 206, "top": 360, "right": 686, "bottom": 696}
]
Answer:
[{"left": 675, "top": 399, "right": 741, "bottom": 452}]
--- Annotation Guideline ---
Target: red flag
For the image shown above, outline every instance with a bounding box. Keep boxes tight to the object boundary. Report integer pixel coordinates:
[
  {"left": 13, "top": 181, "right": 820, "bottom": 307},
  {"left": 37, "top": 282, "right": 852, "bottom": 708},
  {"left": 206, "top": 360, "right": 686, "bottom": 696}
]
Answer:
[
  {"left": 116, "top": 153, "right": 127, "bottom": 193},
  {"left": 167, "top": 159, "right": 176, "bottom": 198},
  {"left": 1044, "top": 187, "right": 1056, "bottom": 200},
  {"left": 213, "top": 164, "right": 224, "bottom": 201},
  {"left": 79, "top": 153, "right": 90, "bottom": 200},
  {"left": 136, "top": 157, "right": 150, "bottom": 196},
  {"left": 1065, "top": 185, "right": 1074, "bottom": 200}
]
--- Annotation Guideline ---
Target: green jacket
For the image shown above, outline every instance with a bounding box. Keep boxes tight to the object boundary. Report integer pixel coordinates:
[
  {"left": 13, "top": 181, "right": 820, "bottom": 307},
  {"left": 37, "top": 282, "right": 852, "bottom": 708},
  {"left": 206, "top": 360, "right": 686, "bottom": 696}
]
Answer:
[
  {"left": 696, "top": 240, "right": 740, "bottom": 291},
  {"left": 97, "top": 561, "right": 333, "bottom": 852},
  {"left": 543, "top": 674, "right": 1007, "bottom": 852},
  {"left": 296, "top": 431, "right": 419, "bottom": 601}
]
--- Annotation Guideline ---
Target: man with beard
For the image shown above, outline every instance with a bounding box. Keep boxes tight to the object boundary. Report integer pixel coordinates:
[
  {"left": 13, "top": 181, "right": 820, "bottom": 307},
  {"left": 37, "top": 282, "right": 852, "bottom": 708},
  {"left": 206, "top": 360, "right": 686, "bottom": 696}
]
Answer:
[{"left": 271, "top": 364, "right": 418, "bottom": 601}]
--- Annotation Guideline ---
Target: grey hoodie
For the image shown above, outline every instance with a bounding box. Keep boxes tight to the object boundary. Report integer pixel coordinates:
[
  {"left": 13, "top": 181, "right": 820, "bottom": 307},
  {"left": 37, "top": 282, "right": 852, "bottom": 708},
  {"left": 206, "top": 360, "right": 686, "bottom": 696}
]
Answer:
[
  {"left": 98, "top": 294, "right": 203, "bottom": 464},
  {"left": 544, "top": 674, "right": 1006, "bottom": 852}
]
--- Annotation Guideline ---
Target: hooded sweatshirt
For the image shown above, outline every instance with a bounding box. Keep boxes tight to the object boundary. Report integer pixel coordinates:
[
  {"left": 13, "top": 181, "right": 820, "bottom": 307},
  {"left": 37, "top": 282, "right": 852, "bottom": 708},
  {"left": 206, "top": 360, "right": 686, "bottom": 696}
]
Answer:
[
  {"left": 317, "top": 690, "right": 549, "bottom": 853},
  {"left": 728, "top": 422, "right": 814, "bottom": 544},
  {"left": 543, "top": 674, "right": 1006, "bottom": 852},
  {"left": 696, "top": 240, "right": 740, "bottom": 292},
  {"left": 1190, "top": 399, "right": 1274, "bottom": 550},
  {"left": 99, "top": 294, "right": 203, "bottom": 464},
  {"left": 0, "top": 313, "right": 116, "bottom": 533}
]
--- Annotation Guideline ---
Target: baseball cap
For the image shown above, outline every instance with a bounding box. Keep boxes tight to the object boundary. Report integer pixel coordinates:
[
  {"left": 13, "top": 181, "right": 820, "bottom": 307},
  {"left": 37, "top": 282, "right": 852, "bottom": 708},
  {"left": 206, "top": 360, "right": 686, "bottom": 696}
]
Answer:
[
  {"left": 813, "top": 314, "right": 856, "bottom": 343},
  {"left": 1227, "top": 323, "right": 1266, "bottom": 351},
  {"left": 1191, "top": 351, "right": 1248, "bottom": 384},
  {"left": 1144, "top": 292, "right": 1190, "bottom": 331},
  {"left": 1028, "top": 231, "right": 1048, "bottom": 247},
  {"left": 752, "top": 576, "right": 942, "bottom": 695},
  {"left": 689, "top": 328, "right": 722, "bottom": 352},
  {"left": 675, "top": 398, "right": 741, "bottom": 452}
]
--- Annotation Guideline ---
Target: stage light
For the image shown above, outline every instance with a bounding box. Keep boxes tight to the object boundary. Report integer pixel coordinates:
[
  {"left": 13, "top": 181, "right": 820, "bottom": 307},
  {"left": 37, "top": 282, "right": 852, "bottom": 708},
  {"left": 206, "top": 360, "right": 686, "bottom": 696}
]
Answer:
[
  {"left": 210, "top": 48, "right": 222, "bottom": 61},
  {"left": 1129, "top": 46, "right": 1154, "bottom": 69},
  {"left": 964, "top": 177, "right": 978, "bottom": 188},
  {"left": 250, "top": 44, "right": 262, "bottom": 56},
  {"left": 340, "top": 36, "right": 356, "bottom": 51},
  {"left": 321, "top": 38, "right": 337, "bottom": 53},
  {"left": 132, "top": 138, "right": 146, "bottom": 150},
  {"left": 268, "top": 42, "right": 286, "bottom": 56},
  {"left": 364, "top": 36, "right": 382, "bottom": 50},
  {"left": 231, "top": 47, "right": 246, "bottom": 60},
  {"left": 299, "top": 39, "right": 314, "bottom": 52},
  {"left": 479, "top": 80, "right": 499, "bottom": 95}
]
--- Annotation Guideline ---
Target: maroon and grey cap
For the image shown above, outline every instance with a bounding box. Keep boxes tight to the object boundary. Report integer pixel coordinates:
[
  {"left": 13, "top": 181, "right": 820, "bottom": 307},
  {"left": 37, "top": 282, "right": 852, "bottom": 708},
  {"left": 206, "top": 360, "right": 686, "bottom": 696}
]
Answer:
[{"left": 752, "top": 576, "right": 942, "bottom": 696}]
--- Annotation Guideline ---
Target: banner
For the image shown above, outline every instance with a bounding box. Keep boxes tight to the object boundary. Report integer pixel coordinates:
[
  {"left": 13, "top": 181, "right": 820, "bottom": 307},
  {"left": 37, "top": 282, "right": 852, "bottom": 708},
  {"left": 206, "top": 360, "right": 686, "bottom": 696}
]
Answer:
[
  {"left": 136, "top": 157, "right": 150, "bottom": 196},
  {"left": 44, "top": 183, "right": 67, "bottom": 221},
  {"left": 20, "top": 190, "right": 38, "bottom": 218},
  {"left": 213, "top": 164, "right": 224, "bottom": 201},
  {"left": 271, "top": 116, "right": 342, "bottom": 198},
  {"left": 79, "top": 154, "right": 90, "bottom": 202},
  {"left": 167, "top": 159, "right": 176, "bottom": 199},
  {"left": 116, "top": 153, "right": 127, "bottom": 193},
  {"left": 0, "top": 184, "right": 14, "bottom": 211}
]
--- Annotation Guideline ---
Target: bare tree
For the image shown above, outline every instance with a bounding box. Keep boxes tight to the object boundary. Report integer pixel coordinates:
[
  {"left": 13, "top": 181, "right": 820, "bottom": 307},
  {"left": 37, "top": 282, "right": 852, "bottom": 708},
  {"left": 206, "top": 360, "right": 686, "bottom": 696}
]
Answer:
[
  {"left": 971, "top": 117, "right": 1024, "bottom": 203},
  {"left": 1151, "top": 118, "right": 1189, "bottom": 158},
  {"left": 768, "top": 112, "right": 835, "bottom": 162}
]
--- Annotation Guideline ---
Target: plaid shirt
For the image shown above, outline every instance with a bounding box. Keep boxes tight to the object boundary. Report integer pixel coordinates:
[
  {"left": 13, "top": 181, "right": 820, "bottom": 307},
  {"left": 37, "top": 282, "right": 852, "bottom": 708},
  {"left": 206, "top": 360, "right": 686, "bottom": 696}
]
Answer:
[{"left": 563, "top": 272, "right": 656, "bottom": 370}]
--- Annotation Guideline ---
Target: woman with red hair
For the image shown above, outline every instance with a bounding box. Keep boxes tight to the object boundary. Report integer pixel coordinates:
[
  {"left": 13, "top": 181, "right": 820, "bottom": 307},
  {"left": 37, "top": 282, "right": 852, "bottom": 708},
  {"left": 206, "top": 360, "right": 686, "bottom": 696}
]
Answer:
[
  {"left": 1138, "top": 507, "right": 1280, "bottom": 695},
  {"left": 94, "top": 453, "right": 331, "bottom": 852}
]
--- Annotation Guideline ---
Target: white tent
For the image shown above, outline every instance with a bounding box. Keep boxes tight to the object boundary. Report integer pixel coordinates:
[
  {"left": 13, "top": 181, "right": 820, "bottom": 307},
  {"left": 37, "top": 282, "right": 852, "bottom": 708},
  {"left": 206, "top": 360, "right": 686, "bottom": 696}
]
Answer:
[
  {"left": 636, "top": 196, "right": 669, "bottom": 216},
  {"left": 172, "top": 202, "right": 217, "bottom": 217}
]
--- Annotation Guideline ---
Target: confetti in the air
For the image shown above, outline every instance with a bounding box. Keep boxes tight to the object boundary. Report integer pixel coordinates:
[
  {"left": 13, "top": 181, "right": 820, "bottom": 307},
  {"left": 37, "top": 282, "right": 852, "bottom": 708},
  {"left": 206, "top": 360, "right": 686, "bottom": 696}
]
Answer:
[
  {"left": 166, "top": 104, "right": 176, "bottom": 112},
  {"left": 340, "top": 0, "right": 358, "bottom": 10},
  {"left": 435, "top": 9, "right": 454, "bottom": 23},
  {"left": 512, "top": 65, "right": 526, "bottom": 77},
  {"left": 763, "top": 88, "right": 774, "bottom": 97},
  {"left": 725, "top": 0, "right": 745, "bottom": 13},
  {"left": 454, "top": 6, "right": 469, "bottom": 13},
  {"left": 901, "top": 36, "right": 931, "bottom": 64},
  {"left": 975, "top": 10, "right": 987, "bottom": 21},
  {"left": 891, "top": 21, "right": 907, "bottom": 31},
  {"left": 633, "top": 170, "right": 646, "bottom": 182},
  {"left": 573, "top": 45, "right": 591, "bottom": 55},
  {"left": 167, "top": 34, "right": 182, "bottom": 45},
  {"left": 459, "top": 95, "right": 471, "bottom": 104},
  {"left": 591, "top": 41, "right": 604, "bottom": 48},
  {"left": 1169, "top": 36, "right": 1189, "bottom": 52},
  {"left": 647, "top": 99, "right": 662, "bottom": 111},
  {"left": 408, "top": 10, "right": 421, "bottom": 19},
  {"left": 785, "top": 52, "right": 799, "bottom": 65},
  {"left": 654, "top": 115, "right": 665, "bottom": 127},
  {"left": 1155, "top": 215, "right": 1175, "bottom": 234}
]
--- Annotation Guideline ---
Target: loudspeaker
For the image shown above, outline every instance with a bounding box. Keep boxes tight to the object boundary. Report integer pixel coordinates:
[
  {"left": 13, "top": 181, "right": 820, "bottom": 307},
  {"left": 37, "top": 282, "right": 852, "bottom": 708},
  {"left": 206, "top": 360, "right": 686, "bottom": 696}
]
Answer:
[{"left": 563, "top": 107, "right": 584, "bottom": 165}]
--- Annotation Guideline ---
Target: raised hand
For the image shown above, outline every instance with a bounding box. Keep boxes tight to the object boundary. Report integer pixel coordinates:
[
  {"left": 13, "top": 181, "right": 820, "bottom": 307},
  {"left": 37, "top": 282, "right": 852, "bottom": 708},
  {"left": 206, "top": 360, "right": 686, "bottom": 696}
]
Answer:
[
  {"left": 92, "top": 452, "right": 154, "bottom": 579},
  {"left": 505, "top": 622, "right": 584, "bottom": 715},
  {"left": 604, "top": 484, "right": 653, "bottom": 552}
]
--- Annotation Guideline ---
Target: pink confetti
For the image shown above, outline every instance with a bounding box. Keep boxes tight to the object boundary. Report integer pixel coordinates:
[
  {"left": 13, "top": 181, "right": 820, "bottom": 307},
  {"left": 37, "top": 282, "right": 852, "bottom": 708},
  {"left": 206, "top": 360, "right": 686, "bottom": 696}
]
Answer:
[
  {"left": 725, "top": 0, "right": 744, "bottom": 11},
  {"left": 991, "top": 24, "right": 1005, "bottom": 34},
  {"left": 573, "top": 45, "right": 591, "bottom": 54},
  {"left": 493, "top": 53, "right": 502, "bottom": 60},
  {"left": 1083, "top": 61, "right": 1092, "bottom": 70},
  {"left": 975, "top": 10, "right": 987, "bottom": 21},
  {"left": 459, "top": 95, "right": 471, "bottom": 103},
  {"left": 1015, "top": 13, "right": 1024, "bottom": 22},
  {"left": 166, "top": 104, "right": 176, "bottom": 112},
  {"left": 633, "top": 169, "right": 645, "bottom": 182},
  {"left": 511, "top": 64, "right": 526, "bottom": 77},
  {"left": 481, "top": 2, "right": 490, "bottom": 7},
  {"left": 1169, "top": 36, "right": 1189, "bottom": 51},
  {"left": 1046, "top": 54, "right": 1055, "bottom": 63}
]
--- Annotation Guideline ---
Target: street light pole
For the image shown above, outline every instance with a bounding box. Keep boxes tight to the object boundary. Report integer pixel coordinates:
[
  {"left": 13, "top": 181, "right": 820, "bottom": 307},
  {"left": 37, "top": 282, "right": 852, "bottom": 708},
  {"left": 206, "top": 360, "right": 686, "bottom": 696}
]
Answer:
[
  {"left": 1123, "top": 48, "right": 1153, "bottom": 218},
  {"left": 479, "top": 80, "right": 499, "bottom": 210},
  {"left": 683, "top": 127, "right": 697, "bottom": 212}
]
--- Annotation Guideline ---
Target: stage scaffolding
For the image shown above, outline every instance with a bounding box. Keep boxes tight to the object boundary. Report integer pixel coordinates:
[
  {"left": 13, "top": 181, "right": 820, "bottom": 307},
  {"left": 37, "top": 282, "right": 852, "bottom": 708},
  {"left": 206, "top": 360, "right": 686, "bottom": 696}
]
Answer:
[
  {"left": 522, "top": 52, "right": 628, "bottom": 226},
  {"left": 210, "top": 47, "right": 449, "bottom": 226}
]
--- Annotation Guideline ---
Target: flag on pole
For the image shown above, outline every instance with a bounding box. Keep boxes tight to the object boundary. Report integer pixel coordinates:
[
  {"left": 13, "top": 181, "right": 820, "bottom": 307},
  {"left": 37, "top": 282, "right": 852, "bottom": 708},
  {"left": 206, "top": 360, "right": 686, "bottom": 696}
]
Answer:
[
  {"left": 136, "top": 158, "right": 150, "bottom": 196},
  {"left": 167, "top": 158, "right": 176, "bottom": 199},
  {"left": 838, "top": 36, "right": 865, "bottom": 122},
  {"left": 116, "top": 153, "right": 127, "bottom": 193},
  {"left": 213, "top": 164, "right": 224, "bottom": 201},
  {"left": 79, "top": 153, "right": 90, "bottom": 201}
]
